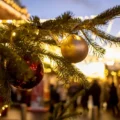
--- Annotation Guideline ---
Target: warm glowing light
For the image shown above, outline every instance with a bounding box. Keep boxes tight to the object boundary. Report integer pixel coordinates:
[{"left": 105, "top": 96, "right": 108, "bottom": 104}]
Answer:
[
  {"left": 104, "top": 47, "right": 120, "bottom": 62},
  {"left": 118, "top": 71, "right": 120, "bottom": 76},
  {"left": 4, "top": 105, "right": 8, "bottom": 108},
  {"left": 44, "top": 68, "right": 51, "bottom": 73},
  {"left": 7, "top": 20, "right": 12, "bottom": 23},
  {"left": 43, "top": 57, "right": 50, "bottom": 64},
  {"left": 105, "top": 69, "right": 108, "bottom": 76},
  {"left": 2, "top": 107, "right": 5, "bottom": 110},
  {"left": 12, "top": 32, "right": 16, "bottom": 36},
  {"left": 75, "top": 35, "right": 80, "bottom": 39},
  {"left": 35, "top": 29, "right": 39, "bottom": 35},
  {"left": 106, "top": 61, "right": 114, "bottom": 66},
  {"left": 98, "top": 58, "right": 103, "bottom": 62},
  {"left": 111, "top": 71, "right": 116, "bottom": 76},
  {"left": 75, "top": 62, "right": 105, "bottom": 79}
]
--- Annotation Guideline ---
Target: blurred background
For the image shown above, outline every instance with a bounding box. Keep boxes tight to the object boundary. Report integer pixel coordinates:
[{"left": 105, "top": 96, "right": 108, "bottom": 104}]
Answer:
[{"left": 0, "top": 0, "right": 120, "bottom": 120}]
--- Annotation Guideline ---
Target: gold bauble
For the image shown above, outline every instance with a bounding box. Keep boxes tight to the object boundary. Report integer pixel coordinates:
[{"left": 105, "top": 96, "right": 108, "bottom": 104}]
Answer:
[{"left": 61, "top": 34, "right": 88, "bottom": 63}]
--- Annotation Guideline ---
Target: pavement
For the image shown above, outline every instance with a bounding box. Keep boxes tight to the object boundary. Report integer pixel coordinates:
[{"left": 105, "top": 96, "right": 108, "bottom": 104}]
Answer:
[
  {"left": 0, "top": 106, "right": 120, "bottom": 120},
  {"left": 75, "top": 107, "right": 120, "bottom": 120},
  {"left": 0, "top": 106, "right": 49, "bottom": 120}
]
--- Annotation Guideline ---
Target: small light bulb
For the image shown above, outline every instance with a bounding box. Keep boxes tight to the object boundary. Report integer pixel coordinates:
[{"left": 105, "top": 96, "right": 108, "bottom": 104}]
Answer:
[
  {"left": 2, "top": 107, "right": 5, "bottom": 110},
  {"left": 7, "top": 20, "right": 12, "bottom": 23},
  {"left": 12, "top": 32, "right": 16, "bottom": 36},
  {"left": 4, "top": 105, "right": 8, "bottom": 108}
]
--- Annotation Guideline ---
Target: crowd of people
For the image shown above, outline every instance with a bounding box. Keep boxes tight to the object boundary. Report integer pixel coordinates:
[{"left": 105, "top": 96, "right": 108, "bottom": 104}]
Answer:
[
  {"left": 49, "top": 78, "right": 120, "bottom": 116},
  {"left": 10, "top": 76, "right": 120, "bottom": 117}
]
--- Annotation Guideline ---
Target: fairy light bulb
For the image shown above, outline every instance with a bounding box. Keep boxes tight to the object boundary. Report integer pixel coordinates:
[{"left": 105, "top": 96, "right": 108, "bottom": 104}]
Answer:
[
  {"left": 7, "top": 20, "right": 12, "bottom": 24},
  {"left": 2, "top": 107, "right": 5, "bottom": 110},
  {"left": 12, "top": 32, "right": 16, "bottom": 37}
]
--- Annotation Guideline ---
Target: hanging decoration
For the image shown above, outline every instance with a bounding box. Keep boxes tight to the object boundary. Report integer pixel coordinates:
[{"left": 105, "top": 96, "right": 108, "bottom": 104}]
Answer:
[
  {"left": 6, "top": 57, "right": 44, "bottom": 89},
  {"left": 61, "top": 34, "right": 88, "bottom": 63},
  {"left": 0, "top": 6, "right": 119, "bottom": 117}
]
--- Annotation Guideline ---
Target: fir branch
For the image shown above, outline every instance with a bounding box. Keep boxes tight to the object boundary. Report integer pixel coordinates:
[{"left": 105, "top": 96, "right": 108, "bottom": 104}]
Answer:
[
  {"left": 90, "top": 27, "right": 120, "bottom": 44},
  {"left": 81, "top": 30, "right": 105, "bottom": 56},
  {"left": 55, "top": 112, "right": 82, "bottom": 120},
  {"left": 56, "top": 11, "right": 74, "bottom": 21},
  {"left": 41, "top": 13, "right": 80, "bottom": 34},
  {"left": 0, "top": 44, "right": 35, "bottom": 84},
  {"left": 11, "top": 34, "right": 89, "bottom": 87},
  {"left": 72, "top": 6, "right": 120, "bottom": 31},
  {"left": 12, "top": 32, "right": 89, "bottom": 86},
  {"left": 39, "top": 39, "right": 57, "bottom": 45},
  {"left": 92, "top": 5, "right": 120, "bottom": 25},
  {"left": 29, "top": 16, "right": 41, "bottom": 28},
  {"left": 0, "top": 6, "right": 119, "bottom": 116},
  {"left": 0, "top": 26, "right": 12, "bottom": 43},
  {"left": 40, "top": 49, "right": 89, "bottom": 87},
  {"left": 52, "top": 102, "right": 64, "bottom": 119},
  {"left": 54, "top": 89, "right": 85, "bottom": 120}
]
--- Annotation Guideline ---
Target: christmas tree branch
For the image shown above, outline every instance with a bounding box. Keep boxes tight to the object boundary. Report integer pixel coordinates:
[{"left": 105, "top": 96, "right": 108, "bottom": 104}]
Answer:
[
  {"left": 51, "top": 89, "right": 85, "bottom": 120},
  {"left": 10, "top": 33, "right": 89, "bottom": 87},
  {"left": 92, "top": 5, "right": 120, "bottom": 25},
  {"left": 72, "top": 5, "right": 120, "bottom": 31},
  {"left": 90, "top": 27, "right": 120, "bottom": 44},
  {"left": 0, "top": 5, "right": 119, "bottom": 112},
  {"left": 10, "top": 29, "right": 89, "bottom": 86},
  {"left": 0, "top": 44, "right": 35, "bottom": 83},
  {"left": 40, "top": 49, "right": 89, "bottom": 86},
  {"left": 40, "top": 12, "right": 80, "bottom": 34},
  {"left": 81, "top": 30, "right": 105, "bottom": 56},
  {"left": 55, "top": 112, "right": 82, "bottom": 120},
  {"left": 39, "top": 39, "right": 57, "bottom": 45}
]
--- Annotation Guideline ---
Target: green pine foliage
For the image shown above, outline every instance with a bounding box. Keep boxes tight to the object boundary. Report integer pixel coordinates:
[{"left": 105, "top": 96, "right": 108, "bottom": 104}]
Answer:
[{"left": 0, "top": 5, "right": 119, "bottom": 119}]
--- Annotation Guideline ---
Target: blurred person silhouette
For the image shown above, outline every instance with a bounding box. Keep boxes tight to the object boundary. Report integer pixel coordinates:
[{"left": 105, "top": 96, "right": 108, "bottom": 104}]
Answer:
[
  {"left": 11, "top": 86, "right": 17, "bottom": 103},
  {"left": 89, "top": 79, "right": 101, "bottom": 111},
  {"left": 81, "top": 89, "right": 89, "bottom": 111},
  {"left": 49, "top": 84, "right": 60, "bottom": 113},
  {"left": 107, "top": 82, "right": 119, "bottom": 115},
  {"left": 101, "top": 81, "right": 109, "bottom": 108}
]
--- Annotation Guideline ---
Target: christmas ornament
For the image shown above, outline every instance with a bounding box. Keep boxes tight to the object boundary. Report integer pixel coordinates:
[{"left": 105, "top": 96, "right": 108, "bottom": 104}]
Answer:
[
  {"left": 7, "top": 57, "right": 44, "bottom": 89},
  {"left": 61, "top": 34, "right": 88, "bottom": 63}
]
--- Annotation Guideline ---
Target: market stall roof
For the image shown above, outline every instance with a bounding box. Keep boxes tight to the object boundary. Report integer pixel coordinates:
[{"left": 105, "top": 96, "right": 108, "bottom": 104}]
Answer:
[{"left": 0, "top": 0, "right": 29, "bottom": 19}]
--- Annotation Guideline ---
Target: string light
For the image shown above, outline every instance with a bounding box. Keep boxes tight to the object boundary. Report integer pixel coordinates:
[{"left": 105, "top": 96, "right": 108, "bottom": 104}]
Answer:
[
  {"left": 0, "top": 20, "right": 26, "bottom": 24},
  {"left": 111, "top": 71, "right": 116, "bottom": 76},
  {"left": 117, "top": 71, "right": 120, "bottom": 76},
  {"left": 4, "top": 105, "right": 8, "bottom": 108},
  {"left": 2, "top": 0, "right": 29, "bottom": 17},
  {"left": 6, "top": 20, "right": 12, "bottom": 23},
  {"left": 12, "top": 32, "right": 16, "bottom": 37},
  {"left": 2, "top": 107, "right": 5, "bottom": 110},
  {"left": 0, "top": 105, "right": 9, "bottom": 117}
]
